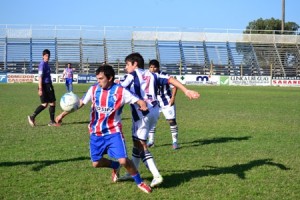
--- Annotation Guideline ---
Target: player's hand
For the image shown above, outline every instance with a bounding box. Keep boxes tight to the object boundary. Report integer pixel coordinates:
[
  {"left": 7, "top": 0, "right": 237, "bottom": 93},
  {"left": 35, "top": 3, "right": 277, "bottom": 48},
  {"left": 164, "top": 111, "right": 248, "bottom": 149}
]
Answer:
[
  {"left": 55, "top": 115, "right": 63, "bottom": 124},
  {"left": 38, "top": 90, "right": 42, "bottom": 96},
  {"left": 137, "top": 100, "right": 148, "bottom": 112},
  {"left": 185, "top": 90, "right": 200, "bottom": 100},
  {"left": 169, "top": 98, "right": 175, "bottom": 106}
]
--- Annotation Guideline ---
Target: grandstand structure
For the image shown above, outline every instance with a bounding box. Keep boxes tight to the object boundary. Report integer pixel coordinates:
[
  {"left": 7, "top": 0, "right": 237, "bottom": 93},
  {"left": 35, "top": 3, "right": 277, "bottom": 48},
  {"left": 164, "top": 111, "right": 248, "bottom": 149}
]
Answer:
[{"left": 0, "top": 25, "right": 299, "bottom": 77}]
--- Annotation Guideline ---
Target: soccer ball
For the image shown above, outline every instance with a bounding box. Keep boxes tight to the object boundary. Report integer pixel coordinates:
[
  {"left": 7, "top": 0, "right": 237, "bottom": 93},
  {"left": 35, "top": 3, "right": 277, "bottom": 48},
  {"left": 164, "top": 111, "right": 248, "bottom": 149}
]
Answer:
[{"left": 60, "top": 92, "right": 80, "bottom": 112}]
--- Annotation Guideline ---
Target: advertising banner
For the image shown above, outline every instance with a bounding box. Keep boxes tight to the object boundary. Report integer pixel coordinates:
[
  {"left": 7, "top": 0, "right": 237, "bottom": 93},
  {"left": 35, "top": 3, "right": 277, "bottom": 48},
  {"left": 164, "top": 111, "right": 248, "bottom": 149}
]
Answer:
[
  {"left": 183, "top": 75, "right": 220, "bottom": 85},
  {"left": 220, "top": 76, "right": 229, "bottom": 85},
  {"left": 33, "top": 74, "right": 78, "bottom": 83},
  {"left": 7, "top": 74, "right": 34, "bottom": 83},
  {"left": 229, "top": 76, "right": 271, "bottom": 86},
  {"left": 77, "top": 74, "right": 97, "bottom": 84},
  {"left": 272, "top": 77, "right": 300, "bottom": 87},
  {"left": 0, "top": 73, "right": 7, "bottom": 83}
]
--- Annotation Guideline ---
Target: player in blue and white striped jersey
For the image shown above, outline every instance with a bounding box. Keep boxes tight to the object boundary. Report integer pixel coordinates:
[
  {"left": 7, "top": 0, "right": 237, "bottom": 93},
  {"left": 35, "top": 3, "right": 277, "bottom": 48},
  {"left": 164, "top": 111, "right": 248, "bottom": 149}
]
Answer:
[
  {"left": 147, "top": 59, "right": 179, "bottom": 150},
  {"left": 118, "top": 53, "right": 200, "bottom": 187}
]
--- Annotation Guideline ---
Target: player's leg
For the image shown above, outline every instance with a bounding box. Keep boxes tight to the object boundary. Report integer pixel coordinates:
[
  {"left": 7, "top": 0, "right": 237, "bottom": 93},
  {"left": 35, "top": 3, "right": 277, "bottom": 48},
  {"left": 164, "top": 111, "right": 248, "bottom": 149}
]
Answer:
[
  {"left": 106, "top": 133, "right": 151, "bottom": 193},
  {"left": 136, "top": 106, "right": 163, "bottom": 187},
  {"left": 47, "top": 84, "right": 59, "bottom": 126},
  {"left": 162, "top": 105, "right": 179, "bottom": 149},
  {"left": 65, "top": 81, "right": 69, "bottom": 92},
  {"left": 120, "top": 157, "right": 151, "bottom": 193},
  {"left": 147, "top": 127, "right": 156, "bottom": 147},
  {"left": 27, "top": 87, "right": 49, "bottom": 127},
  {"left": 69, "top": 82, "right": 73, "bottom": 92},
  {"left": 90, "top": 133, "right": 121, "bottom": 180}
]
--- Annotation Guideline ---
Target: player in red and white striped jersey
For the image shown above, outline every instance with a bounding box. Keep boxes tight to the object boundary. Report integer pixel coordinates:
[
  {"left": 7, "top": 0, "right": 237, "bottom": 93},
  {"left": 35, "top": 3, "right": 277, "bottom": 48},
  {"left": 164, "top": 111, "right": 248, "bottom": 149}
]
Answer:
[{"left": 56, "top": 64, "right": 152, "bottom": 193}]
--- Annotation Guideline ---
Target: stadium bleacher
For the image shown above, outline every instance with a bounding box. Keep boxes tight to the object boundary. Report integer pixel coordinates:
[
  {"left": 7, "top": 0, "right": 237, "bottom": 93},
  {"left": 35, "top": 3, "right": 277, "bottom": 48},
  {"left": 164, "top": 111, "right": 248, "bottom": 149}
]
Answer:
[{"left": 0, "top": 25, "right": 299, "bottom": 76}]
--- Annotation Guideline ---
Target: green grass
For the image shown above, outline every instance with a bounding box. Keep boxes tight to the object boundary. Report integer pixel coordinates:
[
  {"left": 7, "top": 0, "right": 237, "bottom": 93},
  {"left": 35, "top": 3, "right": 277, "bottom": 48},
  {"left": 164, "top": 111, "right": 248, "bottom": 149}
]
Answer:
[{"left": 0, "top": 84, "right": 300, "bottom": 200}]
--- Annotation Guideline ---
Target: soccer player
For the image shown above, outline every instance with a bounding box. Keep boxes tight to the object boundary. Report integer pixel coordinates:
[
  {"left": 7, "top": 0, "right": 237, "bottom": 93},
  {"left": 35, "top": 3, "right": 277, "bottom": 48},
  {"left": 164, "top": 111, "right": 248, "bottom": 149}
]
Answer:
[
  {"left": 118, "top": 52, "right": 200, "bottom": 187},
  {"left": 147, "top": 59, "right": 179, "bottom": 150},
  {"left": 63, "top": 63, "right": 74, "bottom": 92},
  {"left": 27, "top": 49, "right": 59, "bottom": 127},
  {"left": 55, "top": 65, "right": 152, "bottom": 193}
]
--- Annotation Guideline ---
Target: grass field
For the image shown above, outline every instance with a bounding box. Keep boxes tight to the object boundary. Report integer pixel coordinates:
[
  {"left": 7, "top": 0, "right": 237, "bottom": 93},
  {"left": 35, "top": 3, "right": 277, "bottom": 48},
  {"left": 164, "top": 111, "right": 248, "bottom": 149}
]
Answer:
[{"left": 0, "top": 84, "right": 300, "bottom": 200}]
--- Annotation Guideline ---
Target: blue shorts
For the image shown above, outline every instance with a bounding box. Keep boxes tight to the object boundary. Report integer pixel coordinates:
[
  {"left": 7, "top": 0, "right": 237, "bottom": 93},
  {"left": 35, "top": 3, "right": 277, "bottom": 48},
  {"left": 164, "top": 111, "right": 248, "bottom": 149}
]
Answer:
[
  {"left": 65, "top": 78, "right": 73, "bottom": 85},
  {"left": 89, "top": 132, "right": 128, "bottom": 162}
]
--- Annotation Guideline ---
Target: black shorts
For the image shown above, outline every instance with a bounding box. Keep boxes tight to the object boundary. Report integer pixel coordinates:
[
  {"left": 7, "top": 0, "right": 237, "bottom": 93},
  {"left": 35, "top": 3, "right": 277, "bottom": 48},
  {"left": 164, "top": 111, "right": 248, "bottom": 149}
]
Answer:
[{"left": 40, "top": 83, "right": 56, "bottom": 103}]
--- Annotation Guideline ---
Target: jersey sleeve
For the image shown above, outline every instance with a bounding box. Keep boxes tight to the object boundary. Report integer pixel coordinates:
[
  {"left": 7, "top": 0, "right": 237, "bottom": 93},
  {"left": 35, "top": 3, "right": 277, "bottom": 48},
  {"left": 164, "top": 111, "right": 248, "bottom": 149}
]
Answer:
[
  {"left": 123, "top": 88, "right": 140, "bottom": 104},
  {"left": 120, "top": 73, "right": 134, "bottom": 88},
  {"left": 157, "top": 73, "right": 169, "bottom": 86},
  {"left": 81, "top": 86, "right": 93, "bottom": 105},
  {"left": 38, "top": 62, "right": 43, "bottom": 77}
]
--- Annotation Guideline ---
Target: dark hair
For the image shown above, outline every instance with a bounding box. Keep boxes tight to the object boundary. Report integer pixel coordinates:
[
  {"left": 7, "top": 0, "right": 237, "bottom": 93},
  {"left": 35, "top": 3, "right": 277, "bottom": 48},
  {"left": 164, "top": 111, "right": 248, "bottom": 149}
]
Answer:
[
  {"left": 149, "top": 59, "right": 160, "bottom": 69},
  {"left": 96, "top": 64, "right": 115, "bottom": 82},
  {"left": 125, "top": 52, "right": 144, "bottom": 69},
  {"left": 43, "top": 49, "right": 50, "bottom": 57}
]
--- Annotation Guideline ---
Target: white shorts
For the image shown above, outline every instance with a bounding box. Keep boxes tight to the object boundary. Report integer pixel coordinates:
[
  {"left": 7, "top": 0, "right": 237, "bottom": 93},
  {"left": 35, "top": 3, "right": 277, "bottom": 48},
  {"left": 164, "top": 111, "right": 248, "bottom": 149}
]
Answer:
[
  {"left": 132, "top": 105, "right": 160, "bottom": 141},
  {"left": 161, "top": 104, "right": 176, "bottom": 120}
]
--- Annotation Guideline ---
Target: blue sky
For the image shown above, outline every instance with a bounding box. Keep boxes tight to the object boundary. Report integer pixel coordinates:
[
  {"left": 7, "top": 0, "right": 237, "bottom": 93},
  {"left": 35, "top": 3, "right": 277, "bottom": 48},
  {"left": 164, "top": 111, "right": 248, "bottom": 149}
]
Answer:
[{"left": 1, "top": 0, "right": 299, "bottom": 30}]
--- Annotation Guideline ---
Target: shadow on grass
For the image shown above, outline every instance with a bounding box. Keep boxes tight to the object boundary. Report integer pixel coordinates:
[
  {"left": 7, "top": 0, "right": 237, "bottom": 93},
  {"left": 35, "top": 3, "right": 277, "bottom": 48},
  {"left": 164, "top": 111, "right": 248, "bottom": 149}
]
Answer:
[
  {"left": 157, "top": 136, "right": 251, "bottom": 148},
  {"left": 0, "top": 156, "right": 90, "bottom": 171},
  {"left": 161, "top": 158, "right": 290, "bottom": 188}
]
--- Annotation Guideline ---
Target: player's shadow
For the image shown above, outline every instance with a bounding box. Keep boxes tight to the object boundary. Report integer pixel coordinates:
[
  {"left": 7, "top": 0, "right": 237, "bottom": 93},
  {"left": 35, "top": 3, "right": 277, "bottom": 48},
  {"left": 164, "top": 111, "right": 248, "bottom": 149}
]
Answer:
[
  {"left": 160, "top": 158, "right": 290, "bottom": 188},
  {"left": 59, "top": 121, "right": 90, "bottom": 125},
  {"left": 158, "top": 136, "right": 251, "bottom": 148},
  {"left": 0, "top": 156, "right": 90, "bottom": 171}
]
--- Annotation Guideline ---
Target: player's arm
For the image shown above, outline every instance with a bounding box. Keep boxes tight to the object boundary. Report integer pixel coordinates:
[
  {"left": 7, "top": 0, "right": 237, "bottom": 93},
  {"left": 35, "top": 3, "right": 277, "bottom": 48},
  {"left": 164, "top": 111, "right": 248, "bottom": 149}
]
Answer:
[
  {"left": 169, "top": 86, "right": 177, "bottom": 106},
  {"left": 120, "top": 74, "right": 133, "bottom": 88},
  {"left": 123, "top": 87, "right": 148, "bottom": 112},
  {"left": 56, "top": 88, "right": 92, "bottom": 124},
  {"left": 62, "top": 69, "right": 66, "bottom": 79},
  {"left": 38, "top": 65, "right": 43, "bottom": 96},
  {"left": 168, "top": 77, "right": 200, "bottom": 100},
  {"left": 135, "top": 99, "right": 148, "bottom": 112},
  {"left": 56, "top": 100, "right": 85, "bottom": 123}
]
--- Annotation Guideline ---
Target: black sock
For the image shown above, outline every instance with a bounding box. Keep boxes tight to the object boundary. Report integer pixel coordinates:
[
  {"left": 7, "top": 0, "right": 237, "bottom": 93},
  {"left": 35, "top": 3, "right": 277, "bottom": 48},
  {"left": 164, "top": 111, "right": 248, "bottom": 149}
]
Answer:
[
  {"left": 49, "top": 105, "right": 55, "bottom": 122},
  {"left": 32, "top": 105, "right": 46, "bottom": 118}
]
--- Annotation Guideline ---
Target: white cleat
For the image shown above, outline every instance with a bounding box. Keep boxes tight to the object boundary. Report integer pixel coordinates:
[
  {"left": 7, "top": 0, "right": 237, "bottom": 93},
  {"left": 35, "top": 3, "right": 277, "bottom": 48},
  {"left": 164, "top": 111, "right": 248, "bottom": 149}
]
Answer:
[{"left": 150, "top": 175, "right": 163, "bottom": 187}]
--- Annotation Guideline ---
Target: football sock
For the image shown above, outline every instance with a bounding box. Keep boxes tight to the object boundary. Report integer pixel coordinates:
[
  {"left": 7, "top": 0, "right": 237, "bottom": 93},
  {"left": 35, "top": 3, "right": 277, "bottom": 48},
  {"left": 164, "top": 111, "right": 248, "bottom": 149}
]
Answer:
[
  {"left": 148, "top": 127, "right": 156, "bottom": 143},
  {"left": 170, "top": 125, "right": 178, "bottom": 143},
  {"left": 140, "top": 150, "right": 160, "bottom": 177},
  {"left": 49, "top": 105, "right": 56, "bottom": 122},
  {"left": 132, "top": 173, "right": 143, "bottom": 185},
  {"left": 32, "top": 105, "right": 46, "bottom": 118},
  {"left": 110, "top": 161, "right": 120, "bottom": 169},
  {"left": 132, "top": 147, "right": 141, "bottom": 169}
]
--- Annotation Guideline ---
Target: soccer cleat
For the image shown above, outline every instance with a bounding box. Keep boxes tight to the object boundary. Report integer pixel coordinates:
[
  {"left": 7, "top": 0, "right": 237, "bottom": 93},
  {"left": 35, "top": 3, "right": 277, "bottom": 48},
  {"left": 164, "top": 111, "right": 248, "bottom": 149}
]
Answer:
[
  {"left": 172, "top": 142, "right": 179, "bottom": 150},
  {"left": 117, "top": 173, "right": 132, "bottom": 181},
  {"left": 48, "top": 121, "right": 61, "bottom": 127},
  {"left": 150, "top": 175, "right": 163, "bottom": 187},
  {"left": 27, "top": 116, "right": 36, "bottom": 127},
  {"left": 137, "top": 182, "right": 152, "bottom": 193},
  {"left": 112, "top": 165, "right": 121, "bottom": 183},
  {"left": 147, "top": 141, "right": 154, "bottom": 148}
]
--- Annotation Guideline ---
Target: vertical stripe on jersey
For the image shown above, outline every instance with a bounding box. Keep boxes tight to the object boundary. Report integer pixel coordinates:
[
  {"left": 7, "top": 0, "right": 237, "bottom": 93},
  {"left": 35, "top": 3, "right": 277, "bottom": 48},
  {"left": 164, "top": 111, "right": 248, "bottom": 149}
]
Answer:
[
  {"left": 96, "top": 88, "right": 109, "bottom": 134},
  {"left": 89, "top": 84, "right": 125, "bottom": 136},
  {"left": 107, "top": 86, "right": 123, "bottom": 135},
  {"left": 89, "top": 85, "right": 98, "bottom": 134},
  {"left": 132, "top": 71, "right": 143, "bottom": 99}
]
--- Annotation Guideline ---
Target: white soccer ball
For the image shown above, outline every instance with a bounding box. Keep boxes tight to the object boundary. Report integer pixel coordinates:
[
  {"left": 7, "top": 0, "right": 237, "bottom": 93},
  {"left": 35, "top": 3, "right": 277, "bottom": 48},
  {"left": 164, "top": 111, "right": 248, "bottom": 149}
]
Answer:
[{"left": 60, "top": 92, "right": 80, "bottom": 112}]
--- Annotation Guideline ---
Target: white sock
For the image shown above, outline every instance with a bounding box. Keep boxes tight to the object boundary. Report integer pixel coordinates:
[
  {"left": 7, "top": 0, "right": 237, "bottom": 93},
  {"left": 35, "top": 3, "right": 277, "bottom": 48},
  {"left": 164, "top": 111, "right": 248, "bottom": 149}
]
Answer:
[{"left": 170, "top": 125, "right": 178, "bottom": 143}]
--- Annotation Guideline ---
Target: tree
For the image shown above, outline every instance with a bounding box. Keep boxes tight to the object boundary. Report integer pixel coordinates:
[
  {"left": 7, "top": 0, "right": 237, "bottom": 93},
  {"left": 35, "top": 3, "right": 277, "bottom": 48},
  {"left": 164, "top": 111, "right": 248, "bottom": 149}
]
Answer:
[{"left": 244, "top": 17, "right": 299, "bottom": 34}]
